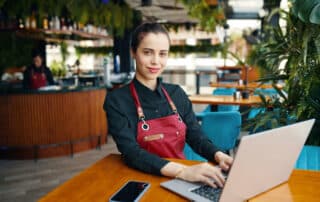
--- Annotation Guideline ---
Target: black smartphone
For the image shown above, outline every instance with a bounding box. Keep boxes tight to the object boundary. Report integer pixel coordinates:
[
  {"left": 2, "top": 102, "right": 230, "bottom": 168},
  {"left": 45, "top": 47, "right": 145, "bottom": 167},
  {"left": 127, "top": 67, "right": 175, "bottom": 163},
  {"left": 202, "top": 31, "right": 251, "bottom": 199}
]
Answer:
[{"left": 109, "top": 180, "right": 150, "bottom": 202}]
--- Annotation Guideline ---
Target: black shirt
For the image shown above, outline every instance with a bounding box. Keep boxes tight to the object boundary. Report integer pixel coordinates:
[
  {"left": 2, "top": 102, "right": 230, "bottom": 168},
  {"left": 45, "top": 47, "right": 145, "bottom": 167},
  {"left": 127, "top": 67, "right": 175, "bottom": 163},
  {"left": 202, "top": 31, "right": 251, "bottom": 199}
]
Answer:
[
  {"left": 23, "top": 65, "right": 55, "bottom": 89},
  {"left": 103, "top": 78, "right": 219, "bottom": 175}
]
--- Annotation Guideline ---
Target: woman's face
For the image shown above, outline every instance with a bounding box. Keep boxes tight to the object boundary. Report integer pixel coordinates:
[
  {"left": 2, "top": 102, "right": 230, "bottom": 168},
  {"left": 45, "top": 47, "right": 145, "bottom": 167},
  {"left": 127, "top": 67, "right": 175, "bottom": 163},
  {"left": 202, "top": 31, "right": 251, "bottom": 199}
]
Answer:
[
  {"left": 33, "top": 56, "right": 43, "bottom": 68},
  {"left": 132, "top": 32, "right": 169, "bottom": 85}
]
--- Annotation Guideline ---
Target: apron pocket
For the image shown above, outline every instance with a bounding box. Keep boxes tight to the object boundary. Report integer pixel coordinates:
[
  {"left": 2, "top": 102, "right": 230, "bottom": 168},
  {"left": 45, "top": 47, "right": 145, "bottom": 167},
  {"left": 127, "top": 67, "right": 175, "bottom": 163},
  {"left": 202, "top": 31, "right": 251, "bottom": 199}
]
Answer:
[{"left": 143, "top": 133, "right": 164, "bottom": 142}]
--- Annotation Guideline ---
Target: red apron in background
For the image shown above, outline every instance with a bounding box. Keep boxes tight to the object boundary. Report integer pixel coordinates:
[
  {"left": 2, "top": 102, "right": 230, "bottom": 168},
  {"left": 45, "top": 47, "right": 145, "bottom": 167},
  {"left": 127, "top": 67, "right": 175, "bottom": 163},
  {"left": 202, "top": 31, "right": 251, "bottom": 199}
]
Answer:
[
  {"left": 30, "top": 68, "right": 47, "bottom": 89},
  {"left": 130, "top": 82, "right": 186, "bottom": 159}
]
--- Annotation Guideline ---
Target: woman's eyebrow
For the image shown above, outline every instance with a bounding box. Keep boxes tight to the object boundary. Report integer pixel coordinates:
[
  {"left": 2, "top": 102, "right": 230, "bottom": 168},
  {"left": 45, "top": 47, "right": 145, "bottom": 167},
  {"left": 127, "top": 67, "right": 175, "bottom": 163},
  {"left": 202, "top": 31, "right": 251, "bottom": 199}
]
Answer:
[{"left": 142, "top": 48, "right": 169, "bottom": 52}]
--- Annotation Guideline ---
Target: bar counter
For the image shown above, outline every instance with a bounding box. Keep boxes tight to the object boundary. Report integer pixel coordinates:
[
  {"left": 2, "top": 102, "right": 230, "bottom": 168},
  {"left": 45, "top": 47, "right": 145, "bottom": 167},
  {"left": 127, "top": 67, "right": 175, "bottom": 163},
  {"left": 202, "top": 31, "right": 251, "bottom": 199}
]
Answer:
[{"left": 0, "top": 86, "right": 108, "bottom": 159}]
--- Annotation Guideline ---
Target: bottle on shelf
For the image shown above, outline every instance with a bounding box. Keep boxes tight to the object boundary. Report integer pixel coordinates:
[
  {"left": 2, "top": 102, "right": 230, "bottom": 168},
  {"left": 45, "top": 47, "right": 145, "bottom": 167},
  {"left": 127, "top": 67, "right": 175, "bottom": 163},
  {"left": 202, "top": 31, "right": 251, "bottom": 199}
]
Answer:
[
  {"left": 49, "top": 15, "right": 54, "bottom": 30},
  {"left": 67, "top": 18, "right": 73, "bottom": 31},
  {"left": 25, "top": 16, "right": 30, "bottom": 29},
  {"left": 78, "top": 22, "right": 84, "bottom": 31},
  {"left": 72, "top": 20, "right": 78, "bottom": 30},
  {"left": 18, "top": 18, "right": 24, "bottom": 29},
  {"left": 60, "top": 17, "right": 67, "bottom": 30},
  {"left": 42, "top": 14, "right": 49, "bottom": 29},
  {"left": 54, "top": 16, "right": 60, "bottom": 30},
  {"left": 30, "top": 12, "right": 37, "bottom": 29}
]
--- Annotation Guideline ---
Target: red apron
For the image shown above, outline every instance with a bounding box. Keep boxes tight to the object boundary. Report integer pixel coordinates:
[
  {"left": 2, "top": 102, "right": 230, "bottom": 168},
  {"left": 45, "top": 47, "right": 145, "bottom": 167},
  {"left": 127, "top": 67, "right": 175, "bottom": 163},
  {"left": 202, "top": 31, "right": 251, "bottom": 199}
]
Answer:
[
  {"left": 30, "top": 68, "right": 47, "bottom": 89},
  {"left": 130, "top": 82, "right": 186, "bottom": 159}
]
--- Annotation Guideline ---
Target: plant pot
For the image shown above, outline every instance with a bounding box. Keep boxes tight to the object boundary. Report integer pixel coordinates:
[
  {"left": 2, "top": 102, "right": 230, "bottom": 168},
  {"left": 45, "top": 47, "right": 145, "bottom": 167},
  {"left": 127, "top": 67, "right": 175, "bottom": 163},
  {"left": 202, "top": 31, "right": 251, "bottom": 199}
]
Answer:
[
  {"left": 242, "top": 90, "right": 250, "bottom": 99},
  {"left": 205, "top": 0, "right": 218, "bottom": 6}
]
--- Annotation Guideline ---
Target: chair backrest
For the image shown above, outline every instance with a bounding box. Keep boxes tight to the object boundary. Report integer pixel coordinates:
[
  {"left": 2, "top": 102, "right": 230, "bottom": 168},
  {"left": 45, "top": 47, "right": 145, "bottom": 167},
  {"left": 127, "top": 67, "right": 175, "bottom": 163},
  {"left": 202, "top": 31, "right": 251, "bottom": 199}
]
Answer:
[
  {"left": 201, "top": 111, "right": 242, "bottom": 151},
  {"left": 254, "top": 88, "right": 278, "bottom": 96},
  {"left": 213, "top": 87, "right": 236, "bottom": 95},
  {"left": 213, "top": 88, "right": 239, "bottom": 111},
  {"left": 295, "top": 145, "right": 320, "bottom": 171},
  {"left": 184, "top": 111, "right": 242, "bottom": 161}
]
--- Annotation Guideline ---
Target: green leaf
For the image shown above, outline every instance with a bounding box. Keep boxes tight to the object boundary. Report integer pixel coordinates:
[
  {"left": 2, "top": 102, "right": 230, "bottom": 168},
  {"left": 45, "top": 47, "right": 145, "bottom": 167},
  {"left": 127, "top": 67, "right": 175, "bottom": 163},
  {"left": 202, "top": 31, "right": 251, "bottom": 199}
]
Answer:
[
  {"left": 296, "top": 0, "right": 320, "bottom": 23},
  {"left": 0, "top": 0, "right": 6, "bottom": 7},
  {"left": 310, "top": 3, "right": 320, "bottom": 24}
]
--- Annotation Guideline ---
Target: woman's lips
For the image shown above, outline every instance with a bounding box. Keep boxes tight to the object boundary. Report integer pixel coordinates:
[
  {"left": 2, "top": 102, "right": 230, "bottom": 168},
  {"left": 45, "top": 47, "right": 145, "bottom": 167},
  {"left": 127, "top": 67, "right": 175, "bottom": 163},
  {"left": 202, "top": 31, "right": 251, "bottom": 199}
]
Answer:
[{"left": 148, "top": 67, "right": 160, "bottom": 73}]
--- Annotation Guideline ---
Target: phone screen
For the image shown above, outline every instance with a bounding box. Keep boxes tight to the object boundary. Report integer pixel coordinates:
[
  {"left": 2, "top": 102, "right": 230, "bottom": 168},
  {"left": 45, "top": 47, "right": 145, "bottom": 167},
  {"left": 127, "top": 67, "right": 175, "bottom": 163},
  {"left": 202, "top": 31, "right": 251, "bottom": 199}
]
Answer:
[{"left": 110, "top": 181, "right": 150, "bottom": 202}]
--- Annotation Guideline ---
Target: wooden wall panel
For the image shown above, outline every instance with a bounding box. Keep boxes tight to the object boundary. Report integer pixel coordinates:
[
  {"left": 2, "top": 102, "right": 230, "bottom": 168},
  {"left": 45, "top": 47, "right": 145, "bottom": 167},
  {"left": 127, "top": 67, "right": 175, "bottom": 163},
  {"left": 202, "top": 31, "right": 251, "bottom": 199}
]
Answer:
[{"left": 0, "top": 88, "right": 108, "bottom": 159}]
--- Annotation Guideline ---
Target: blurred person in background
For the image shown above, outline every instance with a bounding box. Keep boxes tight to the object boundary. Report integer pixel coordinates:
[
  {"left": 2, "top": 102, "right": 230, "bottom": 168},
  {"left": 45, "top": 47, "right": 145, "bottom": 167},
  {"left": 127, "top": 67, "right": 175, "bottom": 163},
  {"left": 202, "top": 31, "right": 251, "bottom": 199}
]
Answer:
[{"left": 23, "top": 51, "right": 54, "bottom": 89}]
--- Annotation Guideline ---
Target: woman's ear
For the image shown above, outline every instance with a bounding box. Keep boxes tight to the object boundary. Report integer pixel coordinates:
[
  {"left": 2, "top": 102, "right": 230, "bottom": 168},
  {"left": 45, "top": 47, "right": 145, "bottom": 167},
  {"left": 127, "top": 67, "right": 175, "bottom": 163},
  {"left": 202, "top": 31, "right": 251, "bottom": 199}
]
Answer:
[{"left": 130, "top": 49, "right": 135, "bottom": 59}]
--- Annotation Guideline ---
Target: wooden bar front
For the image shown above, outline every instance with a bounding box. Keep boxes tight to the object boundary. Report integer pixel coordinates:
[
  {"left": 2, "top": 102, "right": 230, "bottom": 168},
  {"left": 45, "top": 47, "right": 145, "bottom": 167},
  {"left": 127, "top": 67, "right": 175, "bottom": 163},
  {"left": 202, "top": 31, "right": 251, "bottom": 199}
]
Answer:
[{"left": 0, "top": 87, "right": 108, "bottom": 159}]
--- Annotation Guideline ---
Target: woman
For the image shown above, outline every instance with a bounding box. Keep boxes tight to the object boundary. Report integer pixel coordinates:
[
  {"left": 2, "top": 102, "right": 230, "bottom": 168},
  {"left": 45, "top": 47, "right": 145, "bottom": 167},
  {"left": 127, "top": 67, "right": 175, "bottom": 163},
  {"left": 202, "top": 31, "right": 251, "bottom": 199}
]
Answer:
[
  {"left": 104, "top": 22, "right": 233, "bottom": 188},
  {"left": 23, "top": 51, "right": 54, "bottom": 89}
]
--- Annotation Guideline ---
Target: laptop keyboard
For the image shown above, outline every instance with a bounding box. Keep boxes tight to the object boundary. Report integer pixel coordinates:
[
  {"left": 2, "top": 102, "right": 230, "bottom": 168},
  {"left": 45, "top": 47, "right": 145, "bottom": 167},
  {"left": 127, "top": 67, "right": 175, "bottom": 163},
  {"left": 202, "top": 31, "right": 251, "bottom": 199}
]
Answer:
[{"left": 190, "top": 185, "right": 222, "bottom": 202}]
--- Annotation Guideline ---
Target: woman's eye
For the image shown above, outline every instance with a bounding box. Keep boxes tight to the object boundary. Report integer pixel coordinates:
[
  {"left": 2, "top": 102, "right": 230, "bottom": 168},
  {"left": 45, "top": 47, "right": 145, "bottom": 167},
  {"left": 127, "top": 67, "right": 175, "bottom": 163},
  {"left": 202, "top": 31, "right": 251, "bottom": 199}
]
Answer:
[
  {"left": 143, "top": 50, "right": 151, "bottom": 55},
  {"left": 160, "top": 52, "right": 168, "bottom": 57}
]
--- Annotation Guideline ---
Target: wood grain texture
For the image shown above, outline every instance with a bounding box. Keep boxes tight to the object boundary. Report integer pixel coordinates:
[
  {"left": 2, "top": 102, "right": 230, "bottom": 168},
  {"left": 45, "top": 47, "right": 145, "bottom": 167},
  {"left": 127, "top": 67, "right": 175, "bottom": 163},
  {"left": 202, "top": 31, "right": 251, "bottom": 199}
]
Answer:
[
  {"left": 189, "top": 94, "right": 264, "bottom": 106},
  {"left": 0, "top": 89, "right": 108, "bottom": 159},
  {"left": 39, "top": 154, "right": 320, "bottom": 202}
]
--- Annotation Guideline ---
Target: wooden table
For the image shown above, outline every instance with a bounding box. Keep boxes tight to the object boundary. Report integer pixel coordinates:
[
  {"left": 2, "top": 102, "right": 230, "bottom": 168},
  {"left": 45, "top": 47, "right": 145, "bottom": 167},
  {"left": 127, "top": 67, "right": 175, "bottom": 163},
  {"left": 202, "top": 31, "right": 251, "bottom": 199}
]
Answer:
[
  {"left": 39, "top": 154, "right": 320, "bottom": 202},
  {"left": 189, "top": 94, "right": 263, "bottom": 106},
  {"left": 210, "top": 82, "right": 284, "bottom": 90}
]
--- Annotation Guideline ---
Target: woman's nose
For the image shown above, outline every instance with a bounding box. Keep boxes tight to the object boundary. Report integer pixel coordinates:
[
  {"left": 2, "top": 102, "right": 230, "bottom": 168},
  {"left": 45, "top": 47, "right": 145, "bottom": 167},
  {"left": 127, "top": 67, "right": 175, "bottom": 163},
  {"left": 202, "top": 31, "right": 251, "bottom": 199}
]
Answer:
[{"left": 151, "top": 54, "right": 159, "bottom": 64}]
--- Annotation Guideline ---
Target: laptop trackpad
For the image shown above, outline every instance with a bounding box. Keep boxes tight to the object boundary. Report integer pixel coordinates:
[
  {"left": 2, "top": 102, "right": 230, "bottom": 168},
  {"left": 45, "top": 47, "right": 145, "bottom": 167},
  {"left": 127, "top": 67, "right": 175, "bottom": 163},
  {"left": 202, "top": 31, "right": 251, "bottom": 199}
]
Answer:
[{"left": 161, "top": 179, "right": 221, "bottom": 202}]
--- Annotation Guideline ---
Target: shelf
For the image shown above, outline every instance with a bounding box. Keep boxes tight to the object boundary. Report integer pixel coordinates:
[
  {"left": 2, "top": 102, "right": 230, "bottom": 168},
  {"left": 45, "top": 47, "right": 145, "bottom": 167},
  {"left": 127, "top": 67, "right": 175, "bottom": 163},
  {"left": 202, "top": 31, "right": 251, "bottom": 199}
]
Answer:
[{"left": 1, "top": 28, "right": 113, "bottom": 45}]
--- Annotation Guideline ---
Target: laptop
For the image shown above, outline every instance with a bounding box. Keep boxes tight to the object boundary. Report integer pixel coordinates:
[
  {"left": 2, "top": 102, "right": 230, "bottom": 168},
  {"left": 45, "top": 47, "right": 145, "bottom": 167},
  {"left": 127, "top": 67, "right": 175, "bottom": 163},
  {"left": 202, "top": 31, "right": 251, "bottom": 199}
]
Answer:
[{"left": 161, "top": 119, "right": 315, "bottom": 202}]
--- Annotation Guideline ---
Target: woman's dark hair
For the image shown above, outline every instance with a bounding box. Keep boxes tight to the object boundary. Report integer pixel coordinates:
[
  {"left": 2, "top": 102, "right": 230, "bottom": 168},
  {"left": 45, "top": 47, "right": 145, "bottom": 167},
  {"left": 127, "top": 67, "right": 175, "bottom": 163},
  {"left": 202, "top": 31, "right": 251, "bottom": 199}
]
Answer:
[
  {"left": 31, "top": 49, "right": 43, "bottom": 59},
  {"left": 130, "top": 22, "right": 170, "bottom": 53}
]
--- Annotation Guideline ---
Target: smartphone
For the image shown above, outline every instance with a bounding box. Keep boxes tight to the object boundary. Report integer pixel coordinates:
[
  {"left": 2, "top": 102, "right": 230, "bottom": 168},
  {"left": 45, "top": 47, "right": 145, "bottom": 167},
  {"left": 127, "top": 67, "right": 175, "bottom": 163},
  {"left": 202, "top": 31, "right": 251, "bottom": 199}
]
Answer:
[{"left": 109, "top": 180, "right": 150, "bottom": 202}]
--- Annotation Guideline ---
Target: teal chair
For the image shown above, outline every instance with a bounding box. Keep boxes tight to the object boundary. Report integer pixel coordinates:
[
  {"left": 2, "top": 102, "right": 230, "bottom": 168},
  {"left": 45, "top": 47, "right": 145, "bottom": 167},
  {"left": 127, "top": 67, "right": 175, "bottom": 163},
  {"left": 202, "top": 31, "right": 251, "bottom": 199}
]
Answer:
[
  {"left": 184, "top": 111, "right": 242, "bottom": 161},
  {"left": 295, "top": 145, "right": 320, "bottom": 171},
  {"left": 195, "top": 88, "right": 239, "bottom": 120},
  {"left": 254, "top": 88, "right": 278, "bottom": 97},
  {"left": 213, "top": 88, "right": 239, "bottom": 112}
]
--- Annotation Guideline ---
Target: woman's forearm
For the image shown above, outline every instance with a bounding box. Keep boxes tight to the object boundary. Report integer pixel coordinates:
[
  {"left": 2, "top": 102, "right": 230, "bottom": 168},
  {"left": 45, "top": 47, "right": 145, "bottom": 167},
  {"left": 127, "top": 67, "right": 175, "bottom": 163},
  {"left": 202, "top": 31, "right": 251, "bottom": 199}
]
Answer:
[{"left": 160, "top": 161, "right": 187, "bottom": 178}]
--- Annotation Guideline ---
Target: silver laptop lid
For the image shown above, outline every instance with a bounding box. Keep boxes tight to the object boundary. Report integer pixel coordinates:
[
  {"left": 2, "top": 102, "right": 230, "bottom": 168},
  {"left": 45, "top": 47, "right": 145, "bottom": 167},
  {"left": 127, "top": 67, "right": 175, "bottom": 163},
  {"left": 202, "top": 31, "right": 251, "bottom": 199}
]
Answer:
[
  {"left": 219, "top": 119, "right": 315, "bottom": 202},
  {"left": 160, "top": 119, "right": 315, "bottom": 202}
]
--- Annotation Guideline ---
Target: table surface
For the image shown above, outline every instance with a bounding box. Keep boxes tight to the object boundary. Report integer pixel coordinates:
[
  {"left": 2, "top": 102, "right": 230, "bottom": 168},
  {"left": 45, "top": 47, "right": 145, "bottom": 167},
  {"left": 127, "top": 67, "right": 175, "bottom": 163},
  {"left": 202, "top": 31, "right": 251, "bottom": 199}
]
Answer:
[
  {"left": 210, "top": 82, "right": 284, "bottom": 90},
  {"left": 189, "top": 94, "right": 263, "bottom": 106},
  {"left": 39, "top": 154, "right": 320, "bottom": 202}
]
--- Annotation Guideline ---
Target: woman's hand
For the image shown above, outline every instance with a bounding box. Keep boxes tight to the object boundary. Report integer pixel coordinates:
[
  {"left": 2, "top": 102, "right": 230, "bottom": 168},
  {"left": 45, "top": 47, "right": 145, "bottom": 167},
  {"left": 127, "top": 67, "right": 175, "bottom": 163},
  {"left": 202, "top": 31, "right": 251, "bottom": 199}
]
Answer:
[
  {"left": 176, "top": 163, "right": 226, "bottom": 188},
  {"left": 214, "top": 151, "right": 233, "bottom": 171}
]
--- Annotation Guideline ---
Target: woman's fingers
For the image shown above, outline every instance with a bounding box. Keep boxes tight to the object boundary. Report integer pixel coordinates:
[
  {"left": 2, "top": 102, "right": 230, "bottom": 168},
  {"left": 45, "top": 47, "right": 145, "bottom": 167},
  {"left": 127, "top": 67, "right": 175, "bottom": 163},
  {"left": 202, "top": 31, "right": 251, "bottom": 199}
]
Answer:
[
  {"left": 197, "top": 163, "right": 225, "bottom": 187},
  {"left": 199, "top": 175, "right": 217, "bottom": 188},
  {"left": 220, "top": 161, "right": 230, "bottom": 170},
  {"left": 206, "top": 169, "right": 225, "bottom": 187},
  {"left": 217, "top": 153, "right": 233, "bottom": 171},
  {"left": 181, "top": 162, "right": 228, "bottom": 188}
]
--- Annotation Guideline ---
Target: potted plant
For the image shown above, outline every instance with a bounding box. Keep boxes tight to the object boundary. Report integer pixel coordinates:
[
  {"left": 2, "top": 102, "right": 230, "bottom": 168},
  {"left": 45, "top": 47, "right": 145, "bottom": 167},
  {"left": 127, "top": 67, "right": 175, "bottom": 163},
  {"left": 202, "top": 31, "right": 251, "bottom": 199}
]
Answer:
[{"left": 243, "top": 0, "right": 320, "bottom": 145}]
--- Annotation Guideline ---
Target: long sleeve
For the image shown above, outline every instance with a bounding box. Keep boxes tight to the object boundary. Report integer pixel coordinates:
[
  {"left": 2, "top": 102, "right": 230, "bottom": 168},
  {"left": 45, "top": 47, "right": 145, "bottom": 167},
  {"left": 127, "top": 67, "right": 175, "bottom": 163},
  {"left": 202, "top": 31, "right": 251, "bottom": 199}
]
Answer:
[
  {"left": 22, "top": 68, "right": 30, "bottom": 89},
  {"left": 45, "top": 67, "right": 55, "bottom": 85}
]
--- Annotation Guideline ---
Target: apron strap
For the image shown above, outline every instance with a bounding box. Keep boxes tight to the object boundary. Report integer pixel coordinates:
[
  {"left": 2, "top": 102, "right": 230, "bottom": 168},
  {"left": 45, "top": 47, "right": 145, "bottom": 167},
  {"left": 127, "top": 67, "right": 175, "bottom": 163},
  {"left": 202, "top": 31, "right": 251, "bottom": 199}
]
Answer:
[
  {"left": 129, "top": 81, "right": 179, "bottom": 120},
  {"left": 161, "top": 86, "right": 178, "bottom": 114},
  {"left": 129, "top": 82, "right": 145, "bottom": 120}
]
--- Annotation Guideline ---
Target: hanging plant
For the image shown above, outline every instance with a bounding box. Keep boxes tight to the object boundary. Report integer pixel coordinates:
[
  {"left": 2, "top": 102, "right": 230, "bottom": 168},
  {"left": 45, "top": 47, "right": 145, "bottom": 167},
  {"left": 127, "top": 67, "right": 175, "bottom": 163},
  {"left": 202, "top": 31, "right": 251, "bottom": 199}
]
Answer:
[
  {"left": 0, "top": 0, "right": 134, "bottom": 36},
  {"left": 75, "top": 46, "right": 113, "bottom": 55},
  {"left": 179, "top": 0, "right": 226, "bottom": 32}
]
